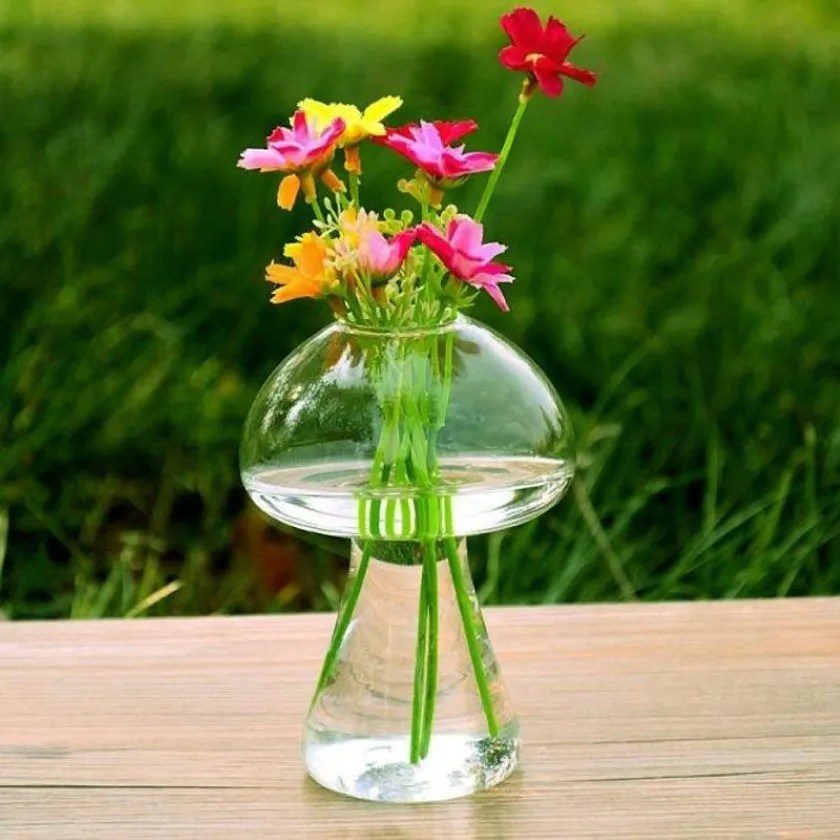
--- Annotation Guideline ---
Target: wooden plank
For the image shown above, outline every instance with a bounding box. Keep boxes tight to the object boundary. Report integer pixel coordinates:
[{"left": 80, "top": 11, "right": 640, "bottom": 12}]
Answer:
[{"left": 1, "top": 599, "right": 840, "bottom": 838}]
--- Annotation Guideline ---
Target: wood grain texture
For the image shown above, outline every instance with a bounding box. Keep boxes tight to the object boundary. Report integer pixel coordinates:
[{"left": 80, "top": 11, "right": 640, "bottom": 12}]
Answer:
[{"left": 2, "top": 599, "right": 840, "bottom": 839}]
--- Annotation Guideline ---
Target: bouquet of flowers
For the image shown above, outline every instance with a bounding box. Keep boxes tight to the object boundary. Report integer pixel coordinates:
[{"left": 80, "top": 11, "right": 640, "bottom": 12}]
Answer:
[{"left": 239, "top": 6, "right": 595, "bottom": 774}]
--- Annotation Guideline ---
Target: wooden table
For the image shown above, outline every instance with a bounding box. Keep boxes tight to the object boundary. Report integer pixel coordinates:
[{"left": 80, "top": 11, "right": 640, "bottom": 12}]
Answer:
[{"left": 2, "top": 599, "right": 840, "bottom": 838}]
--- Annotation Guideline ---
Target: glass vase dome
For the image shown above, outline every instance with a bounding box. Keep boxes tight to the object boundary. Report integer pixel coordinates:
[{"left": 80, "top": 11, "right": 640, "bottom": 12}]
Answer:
[
  {"left": 242, "top": 315, "right": 574, "bottom": 538},
  {"left": 240, "top": 314, "right": 575, "bottom": 803}
]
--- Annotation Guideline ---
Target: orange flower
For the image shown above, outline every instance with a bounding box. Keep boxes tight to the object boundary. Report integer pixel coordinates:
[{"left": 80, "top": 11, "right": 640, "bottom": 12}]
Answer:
[{"left": 265, "top": 233, "right": 335, "bottom": 304}]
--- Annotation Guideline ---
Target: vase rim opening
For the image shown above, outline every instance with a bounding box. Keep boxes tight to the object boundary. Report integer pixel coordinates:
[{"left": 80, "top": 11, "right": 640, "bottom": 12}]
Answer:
[{"left": 334, "top": 312, "right": 463, "bottom": 338}]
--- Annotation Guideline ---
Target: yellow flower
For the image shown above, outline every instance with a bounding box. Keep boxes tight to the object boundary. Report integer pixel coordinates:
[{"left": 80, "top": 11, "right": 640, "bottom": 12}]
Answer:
[
  {"left": 298, "top": 96, "right": 403, "bottom": 146},
  {"left": 265, "top": 233, "right": 335, "bottom": 304}
]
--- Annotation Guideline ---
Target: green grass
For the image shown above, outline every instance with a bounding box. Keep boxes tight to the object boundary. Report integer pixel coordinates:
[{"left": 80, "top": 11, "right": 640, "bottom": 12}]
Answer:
[{"left": 1, "top": 1, "right": 839, "bottom": 618}]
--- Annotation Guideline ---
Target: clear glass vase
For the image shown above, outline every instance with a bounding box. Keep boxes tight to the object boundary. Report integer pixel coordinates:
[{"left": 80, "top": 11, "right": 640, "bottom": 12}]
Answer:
[{"left": 240, "top": 315, "right": 574, "bottom": 803}]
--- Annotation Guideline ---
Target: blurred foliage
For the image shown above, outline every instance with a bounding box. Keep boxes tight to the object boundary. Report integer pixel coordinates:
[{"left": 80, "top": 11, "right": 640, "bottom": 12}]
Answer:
[{"left": 0, "top": 1, "right": 839, "bottom": 618}]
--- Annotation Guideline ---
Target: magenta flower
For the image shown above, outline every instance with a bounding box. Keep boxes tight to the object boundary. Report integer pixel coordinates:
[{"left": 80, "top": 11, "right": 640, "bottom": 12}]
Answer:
[
  {"left": 357, "top": 227, "right": 418, "bottom": 278},
  {"left": 386, "top": 119, "right": 478, "bottom": 146},
  {"left": 379, "top": 120, "right": 498, "bottom": 185},
  {"left": 237, "top": 111, "right": 345, "bottom": 173},
  {"left": 417, "top": 216, "right": 513, "bottom": 311}
]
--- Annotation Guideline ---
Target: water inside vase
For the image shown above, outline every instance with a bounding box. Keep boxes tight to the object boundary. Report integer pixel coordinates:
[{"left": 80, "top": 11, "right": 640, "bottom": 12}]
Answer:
[
  {"left": 244, "top": 454, "right": 572, "bottom": 539},
  {"left": 303, "top": 542, "right": 520, "bottom": 803}
]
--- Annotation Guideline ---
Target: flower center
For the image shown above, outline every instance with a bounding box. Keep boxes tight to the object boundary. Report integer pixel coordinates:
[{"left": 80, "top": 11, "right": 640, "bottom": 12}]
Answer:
[{"left": 525, "top": 52, "right": 545, "bottom": 64}]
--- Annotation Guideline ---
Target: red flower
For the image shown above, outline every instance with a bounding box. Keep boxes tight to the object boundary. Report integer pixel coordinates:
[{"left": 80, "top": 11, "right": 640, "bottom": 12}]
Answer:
[
  {"left": 499, "top": 7, "right": 596, "bottom": 97},
  {"left": 378, "top": 120, "right": 497, "bottom": 186}
]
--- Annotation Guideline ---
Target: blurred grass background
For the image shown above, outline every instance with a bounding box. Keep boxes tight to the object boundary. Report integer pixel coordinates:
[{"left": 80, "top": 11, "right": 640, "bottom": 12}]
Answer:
[{"left": 1, "top": 0, "right": 839, "bottom": 619}]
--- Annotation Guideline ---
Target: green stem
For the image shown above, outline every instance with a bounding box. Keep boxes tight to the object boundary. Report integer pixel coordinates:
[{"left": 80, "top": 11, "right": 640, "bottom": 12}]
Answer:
[
  {"left": 371, "top": 344, "right": 406, "bottom": 539},
  {"left": 360, "top": 335, "right": 450, "bottom": 763},
  {"left": 420, "top": 537, "right": 439, "bottom": 759},
  {"left": 310, "top": 198, "right": 325, "bottom": 224},
  {"left": 349, "top": 171, "right": 360, "bottom": 208},
  {"left": 444, "top": 535, "right": 499, "bottom": 737},
  {"left": 309, "top": 543, "right": 372, "bottom": 712},
  {"left": 473, "top": 94, "right": 530, "bottom": 223},
  {"left": 410, "top": 565, "right": 429, "bottom": 764},
  {"left": 445, "top": 497, "right": 454, "bottom": 535},
  {"left": 420, "top": 193, "right": 430, "bottom": 222},
  {"left": 441, "top": 331, "right": 454, "bottom": 413},
  {"left": 335, "top": 189, "right": 352, "bottom": 213},
  {"left": 376, "top": 462, "right": 395, "bottom": 538}
]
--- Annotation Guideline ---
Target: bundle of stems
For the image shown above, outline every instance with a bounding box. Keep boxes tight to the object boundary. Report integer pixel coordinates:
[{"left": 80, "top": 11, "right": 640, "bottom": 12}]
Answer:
[{"left": 310, "top": 329, "right": 499, "bottom": 762}]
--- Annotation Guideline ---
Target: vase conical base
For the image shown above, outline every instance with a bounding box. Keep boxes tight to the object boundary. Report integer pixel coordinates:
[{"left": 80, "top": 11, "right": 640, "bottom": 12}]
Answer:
[{"left": 303, "top": 539, "right": 520, "bottom": 803}]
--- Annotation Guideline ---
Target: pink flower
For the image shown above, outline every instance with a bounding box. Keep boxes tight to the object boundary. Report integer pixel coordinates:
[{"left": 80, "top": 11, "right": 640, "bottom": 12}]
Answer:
[
  {"left": 378, "top": 120, "right": 498, "bottom": 185},
  {"left": 499, "top": 7, "right": 597, "bottom": 97},
  {"left": 417, "top": 216, "right": 513, "bottom": 311},
  {"left": 333, "top": 210, "right": 418, "bottom": 280},
  {"left": 237, "top": 111, "right": 345, "bottom": 173},
  {"left": 359, "top": 228, "right": 417, "bottom": 277},
  {"left": 357, "top": 227, "right": 417, "bottom": 278}
]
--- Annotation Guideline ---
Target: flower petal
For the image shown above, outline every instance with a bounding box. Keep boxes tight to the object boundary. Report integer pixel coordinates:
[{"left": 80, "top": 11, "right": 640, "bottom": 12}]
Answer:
[
  {"left": 319, "top": 117, "right": 347, "bottom": 146},
  {"left": 419, "top": 121, "right": 444, "bottom": 150},
  {"left": 476, "top": 262, "right": 513, "bottom": 277},
  {"left": 297, "top": 234, "right": 328, "bottom": 277},
  {"left": 481, "top": 281, "right": 510, "bottom": 312},
  {"left": 270, "top": 277, "right": 323, "bottom": 303},
  {"left": 448, "top": 216, "right": 485, "bottom": 254},
  {"left": 417, "top": 222, "right": 457, "bottom": 267},
  {"left": 560, "top": 61, "right": 598, "bottom": 86},
  {"left": 435, "top": 120, "right": 479, "bottom": 144},
  {"left": 265, "top": 262, "right": 299, "bottom": 286},
  {"left": 385, "top": 135, "right": 443, "bottom": 177},
  {"left": 267, "top": 126, "right": 290, "bottom": 145},
  {"left": 238, "top": 148, "right": 287, "bottom": 170},
  {"left": 473, "top": 241, "right": 508, "bottom": 262},
  {"left": 363, "top": 95, "right": 403, "bottom": 123},
  {"left": 292, "top": 110, "right": 309, "bottom": 135},
  {"left": 543, "top": 16, "right": 576, "bottom": 61},
  {"left": 297, "top": 98, "right": 331, "bottom": 129},
  {"left": 500, "top": 6, "right": 544, "bottom": 50},
  {"left": 389, "top": 227, "right": 418, "bottom": 262},
  {"left": 277, "top": 174, "right": 301, "bottom": 209},
  {"left": 499, "top": 44, "right": 531, "bottom": 71},
  {"left": 533, "top": 63, "right": 565, "bottom": 97},
  {"left": 438, "top": 150, "right": 497, "bottom": 179}
]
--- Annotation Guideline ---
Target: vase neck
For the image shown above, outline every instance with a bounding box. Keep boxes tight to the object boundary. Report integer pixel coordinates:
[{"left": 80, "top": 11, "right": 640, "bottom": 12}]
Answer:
[{"left": 349, "top": 538, "right": 467, "bottom": 569}]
